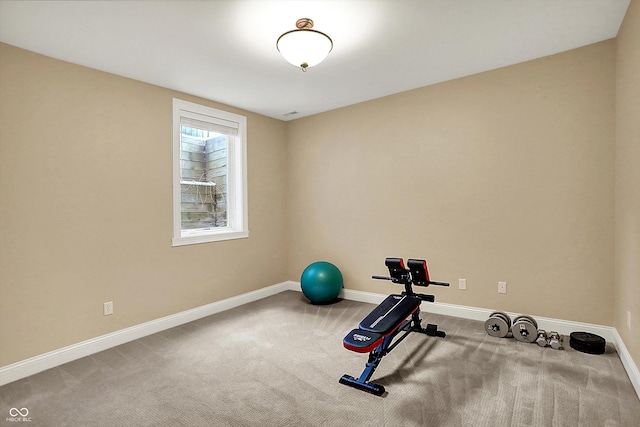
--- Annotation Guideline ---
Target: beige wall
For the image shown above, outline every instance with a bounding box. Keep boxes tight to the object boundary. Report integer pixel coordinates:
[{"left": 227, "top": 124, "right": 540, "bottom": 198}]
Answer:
[
  {"left": 616, "top": 0, "right": 640, "bottom": 368},
  {"left": 287, "top": 41, "right": 616, "bottom": 326},
  {"left": 0, "top": 43, "right": 289, "bottom": 366}
]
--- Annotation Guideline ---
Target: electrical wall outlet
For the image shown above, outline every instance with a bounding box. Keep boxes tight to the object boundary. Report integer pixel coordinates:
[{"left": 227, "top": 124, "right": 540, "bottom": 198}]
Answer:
[
  {"left": 458, "top": 278, "right": 467, "bottom": 290},
  {"left": 628, "top": 311, "right": 632, "bottom": 330},
  {"left": 103, "top": 301, "right": 114, "bottom": 316},
  {"left": 498, "top": 281, "right": 507, "bottom": 294}
]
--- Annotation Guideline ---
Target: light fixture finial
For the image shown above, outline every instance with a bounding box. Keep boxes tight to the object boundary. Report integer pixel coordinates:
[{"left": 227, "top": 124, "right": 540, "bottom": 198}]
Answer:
[{"left": 296, "top": 18, "right": 314, "bottom": 29}]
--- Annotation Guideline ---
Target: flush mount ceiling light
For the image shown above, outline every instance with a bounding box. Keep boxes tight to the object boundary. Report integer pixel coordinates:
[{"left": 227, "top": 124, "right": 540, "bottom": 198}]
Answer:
[{"left": 276, "top": 18, "right": 333, "bottom": 72}]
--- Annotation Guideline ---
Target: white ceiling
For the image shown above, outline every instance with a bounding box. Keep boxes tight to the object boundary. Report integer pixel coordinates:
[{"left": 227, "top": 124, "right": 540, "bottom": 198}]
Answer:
[{"left": 0, "top": 0, "right": 630, "bottom": 121}]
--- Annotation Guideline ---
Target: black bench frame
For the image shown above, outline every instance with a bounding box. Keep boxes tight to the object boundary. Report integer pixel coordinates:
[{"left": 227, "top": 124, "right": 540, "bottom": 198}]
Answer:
[{"left": 339, "top": 257, "right": 449, "bottom": 396}]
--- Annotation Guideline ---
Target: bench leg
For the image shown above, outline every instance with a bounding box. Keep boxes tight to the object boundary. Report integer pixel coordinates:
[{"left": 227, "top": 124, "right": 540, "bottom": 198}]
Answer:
[{"left": 339, "top": 338, "right": 390, "bottom": 396}]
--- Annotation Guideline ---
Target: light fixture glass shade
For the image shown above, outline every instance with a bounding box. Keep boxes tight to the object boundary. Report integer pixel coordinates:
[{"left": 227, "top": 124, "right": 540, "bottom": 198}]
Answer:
[{"left": 277, "top": 28, "right": 333, "bottom": 70}]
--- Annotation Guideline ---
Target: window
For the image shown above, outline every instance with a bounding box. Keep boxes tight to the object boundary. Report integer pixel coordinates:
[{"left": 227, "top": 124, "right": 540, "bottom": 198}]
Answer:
[{"left": 172, "top": 99, "right": 248, "bottom": 246}]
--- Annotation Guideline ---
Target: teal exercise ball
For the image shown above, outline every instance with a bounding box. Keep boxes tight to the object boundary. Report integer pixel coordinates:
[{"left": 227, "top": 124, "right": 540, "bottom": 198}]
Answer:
[{"left": 300, "top": 261, "right": 343, "bottom": 304}]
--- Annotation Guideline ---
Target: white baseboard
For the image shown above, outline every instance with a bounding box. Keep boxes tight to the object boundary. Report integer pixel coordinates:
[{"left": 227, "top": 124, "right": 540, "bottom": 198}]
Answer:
[
  {"left": 290, "top": 282, "right": 639, "bottom": 399},
  {"left": 613, "top": 328, "right": 640, "bottom": 398},
  {"left": 0, "top": 282, "right": 291, "bottom": 386}
]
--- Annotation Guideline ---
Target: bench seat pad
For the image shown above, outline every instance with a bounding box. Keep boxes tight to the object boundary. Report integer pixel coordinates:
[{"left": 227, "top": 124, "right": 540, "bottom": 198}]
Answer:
[{"left": 358, "top": 294, "right": 421, "bottom": 334}]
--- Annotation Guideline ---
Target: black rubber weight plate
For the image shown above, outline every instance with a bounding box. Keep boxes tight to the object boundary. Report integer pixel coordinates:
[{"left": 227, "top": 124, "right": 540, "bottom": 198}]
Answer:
[{"left": 570, "top": 332, "right": 606, "bottom": 354}]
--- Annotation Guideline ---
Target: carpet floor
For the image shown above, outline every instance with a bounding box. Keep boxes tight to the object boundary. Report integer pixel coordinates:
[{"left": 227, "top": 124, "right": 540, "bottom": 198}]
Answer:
[{"left": 1, "top": 291, "right": 639, "bottom": 426}]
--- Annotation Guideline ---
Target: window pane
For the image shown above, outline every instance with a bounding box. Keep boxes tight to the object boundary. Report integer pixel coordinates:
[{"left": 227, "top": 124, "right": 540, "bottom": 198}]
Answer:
[{"left": 180, "top": 125, "right": 228, "bottom": 230}]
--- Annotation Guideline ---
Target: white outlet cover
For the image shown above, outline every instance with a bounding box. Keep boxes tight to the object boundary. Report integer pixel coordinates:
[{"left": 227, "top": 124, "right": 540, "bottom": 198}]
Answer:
[
  {"left": 103, "top": 301, "right": 114, "bottom": 316},
  {"left": 498, "top": 281, "right": 507, "bottom": 294}
]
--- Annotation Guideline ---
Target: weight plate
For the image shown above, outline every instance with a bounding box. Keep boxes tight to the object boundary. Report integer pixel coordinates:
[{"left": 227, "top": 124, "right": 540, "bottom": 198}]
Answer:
[
  {"left": 512, "top": 315, "right": 538, "bottom": 330},
  {"left": 512, "top": 316, "right": 537, "bottom": 343},
  {"left": 485, "top": 312, "right": 510, "bottom": 338},
  {"left": 490, "top": 311, "right": 512, "bottom": 328},
  {"left": 569, "top": 332, "right": 606, "bottom": 354}
]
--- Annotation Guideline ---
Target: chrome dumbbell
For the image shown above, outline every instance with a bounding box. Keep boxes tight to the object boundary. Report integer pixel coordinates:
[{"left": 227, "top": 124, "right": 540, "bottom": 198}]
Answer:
[
  {"left": 484, "top": 311, "right": 512, "bottom": 338},
  {"left": 548, "top": 331, "right": 563, "bottom": 350},
  {"left": 536, "top": 329, "right": 549, "bottom": 347},
  {"left": 512, "top": 315, "right": 538, "bottom": 343}
]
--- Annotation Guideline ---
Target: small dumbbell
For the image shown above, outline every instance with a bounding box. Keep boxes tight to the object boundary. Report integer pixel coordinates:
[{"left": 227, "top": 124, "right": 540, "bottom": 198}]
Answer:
[
  {"left": 536, "top": 329, "right": 548, "bottom": 347},
  {"left": 512, "top": 315, "right": 538, "bottom": 343},
  {"left": 548, "top": 331, "right": 563, "bottom": 350}
]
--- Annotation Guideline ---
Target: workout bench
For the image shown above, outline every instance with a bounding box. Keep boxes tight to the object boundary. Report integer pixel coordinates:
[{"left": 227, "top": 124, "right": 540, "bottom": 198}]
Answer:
[{"left": 339, "top": 258, "right": 449, "bottom": 396}]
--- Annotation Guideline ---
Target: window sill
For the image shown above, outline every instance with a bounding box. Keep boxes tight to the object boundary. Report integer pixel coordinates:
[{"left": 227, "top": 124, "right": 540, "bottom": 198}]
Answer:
[{"left": 172, "top": 230, "right": 249, "bottom": 247}]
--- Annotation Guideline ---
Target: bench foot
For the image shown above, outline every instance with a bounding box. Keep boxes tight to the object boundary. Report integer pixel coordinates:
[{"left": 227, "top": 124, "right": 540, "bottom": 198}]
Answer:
[
  {"left": 339, "top": 374, "right": 386, "bottom": 396},
  {"left": 424, "top": 323, "right": 446, "bottom": 338}
]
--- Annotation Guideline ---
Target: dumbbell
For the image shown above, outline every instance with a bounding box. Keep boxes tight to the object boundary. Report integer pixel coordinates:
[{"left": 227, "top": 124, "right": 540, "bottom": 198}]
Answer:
[
  {"left": 548, "top": 331, "right": 563, "bottom": 350},
  {"left": 536, "top": 329, "right": 548, "bottom": 347},
  {"left": 536, "top": 329, "right": 565, "bottom": 349},
  {"left": 484, "top": 311, "right": 511, "bottom": 338},
  {"left": 512, "top": 315, "right": 538, "bottom": 343}
]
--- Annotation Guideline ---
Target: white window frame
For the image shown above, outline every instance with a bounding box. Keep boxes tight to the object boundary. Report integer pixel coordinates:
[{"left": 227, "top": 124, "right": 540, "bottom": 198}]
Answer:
[{"left": 172, "top": 99, "right": 248, "bottom": 246}]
